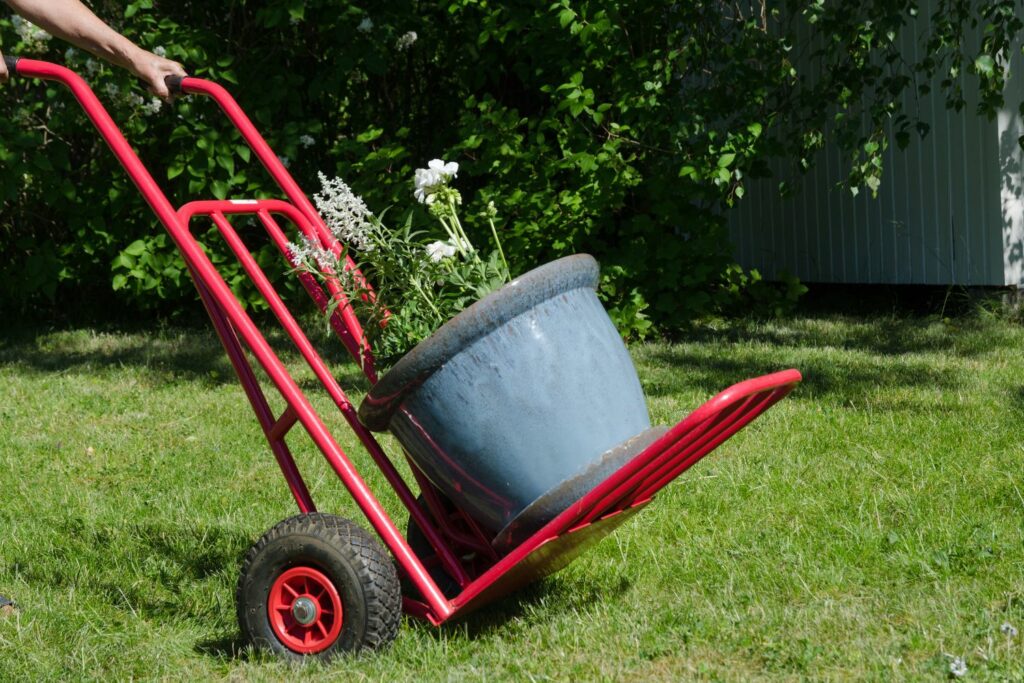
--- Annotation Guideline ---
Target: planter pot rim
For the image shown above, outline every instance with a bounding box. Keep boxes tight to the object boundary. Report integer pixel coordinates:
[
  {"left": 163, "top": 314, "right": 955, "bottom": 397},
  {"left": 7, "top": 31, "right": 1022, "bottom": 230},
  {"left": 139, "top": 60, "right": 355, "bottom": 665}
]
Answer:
[{"left": 358, "top": 253, "right": 600, "bottom": 431}]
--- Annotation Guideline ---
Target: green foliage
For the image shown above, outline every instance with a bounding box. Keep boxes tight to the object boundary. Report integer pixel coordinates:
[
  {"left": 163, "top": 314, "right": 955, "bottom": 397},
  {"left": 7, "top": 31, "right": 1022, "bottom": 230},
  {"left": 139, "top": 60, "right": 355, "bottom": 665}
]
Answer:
[
  {"left": 295, "top": 186, "right": 511, "bottom": 368},
  {"left": 0, "top": 1, "right": 1020, "bottom": 332}
]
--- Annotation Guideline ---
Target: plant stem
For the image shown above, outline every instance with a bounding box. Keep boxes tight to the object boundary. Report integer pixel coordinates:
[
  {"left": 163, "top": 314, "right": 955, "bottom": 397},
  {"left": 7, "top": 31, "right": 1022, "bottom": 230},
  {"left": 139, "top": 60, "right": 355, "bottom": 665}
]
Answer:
[
  {"left": 448, "top": 198, "right": 475, "bottom": 256},
  {"left": 411, "top": 277, "right": 444, "bottom": 324},
  {"left": 488, "top": 216, "right": 510, "bottom": 281},
  {"left": 437, "top": 215, "right": 466, "bottom": 257}
]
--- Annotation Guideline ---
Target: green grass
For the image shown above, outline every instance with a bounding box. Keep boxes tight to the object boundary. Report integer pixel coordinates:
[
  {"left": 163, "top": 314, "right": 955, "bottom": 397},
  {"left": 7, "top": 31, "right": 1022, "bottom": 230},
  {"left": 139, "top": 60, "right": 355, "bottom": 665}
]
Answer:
[{"left": 1, "top": 312, "right": 1023, "bottom": 680}]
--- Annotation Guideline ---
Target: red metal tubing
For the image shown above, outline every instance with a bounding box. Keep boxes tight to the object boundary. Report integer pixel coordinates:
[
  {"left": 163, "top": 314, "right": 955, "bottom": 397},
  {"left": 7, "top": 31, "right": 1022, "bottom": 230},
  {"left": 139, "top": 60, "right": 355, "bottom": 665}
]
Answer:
[
  {"left": 206, "top": 209, "right": 471, "bottom": 590},
  {"left": 180, "top": 200, "right": 472, "bottom": 590},
  {"left": 11, "top": 59, "right": 453, "bottom": 621},
  {"left": 630, "top": 390, "right": 784, "bottom": 502},
  {"left": 174, "top": 77, "right": 375, "bottom": 375},
  {"left": 578, "top": 396, "right": 759, "bottom": 524},
  {"left": 192, "top": 268, "right": 316, "bottom": 513},
  {"left": 256, "top": 208, "right": 377, "bottom": 383},
  {"left": 574, "top": 372, "right": 801, "bottom": 527},
  {"left": 179, "top": 199, "right": 367, "bottom": 368}
]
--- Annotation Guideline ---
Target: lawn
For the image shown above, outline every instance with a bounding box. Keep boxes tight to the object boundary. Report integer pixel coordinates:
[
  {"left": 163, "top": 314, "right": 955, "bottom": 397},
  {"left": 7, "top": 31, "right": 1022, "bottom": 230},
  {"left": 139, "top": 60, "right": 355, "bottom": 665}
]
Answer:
[{"left": 1, "top": 311, "right": 1022, "bottom": 680}]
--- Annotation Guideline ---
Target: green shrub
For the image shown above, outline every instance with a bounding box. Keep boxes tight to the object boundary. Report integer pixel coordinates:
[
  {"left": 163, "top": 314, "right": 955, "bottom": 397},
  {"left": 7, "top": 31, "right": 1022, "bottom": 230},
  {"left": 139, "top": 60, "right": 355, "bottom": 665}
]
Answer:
[{"left": 0, "top": 1, "right": 1017, "bottom": 332}]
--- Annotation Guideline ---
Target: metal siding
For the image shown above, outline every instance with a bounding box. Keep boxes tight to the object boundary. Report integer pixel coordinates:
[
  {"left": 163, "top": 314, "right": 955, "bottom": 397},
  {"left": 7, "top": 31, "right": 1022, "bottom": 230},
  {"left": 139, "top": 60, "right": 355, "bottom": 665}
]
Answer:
[{"left": 729, "top": 6, "right": 1015, "bottom": 286}]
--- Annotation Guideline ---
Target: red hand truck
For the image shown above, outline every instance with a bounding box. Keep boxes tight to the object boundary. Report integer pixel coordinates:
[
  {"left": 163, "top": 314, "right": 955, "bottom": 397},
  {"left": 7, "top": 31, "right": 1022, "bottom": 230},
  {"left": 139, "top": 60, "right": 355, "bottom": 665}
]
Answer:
[{"left": 4, "top": 57, "right": 801, "bottom": 659}]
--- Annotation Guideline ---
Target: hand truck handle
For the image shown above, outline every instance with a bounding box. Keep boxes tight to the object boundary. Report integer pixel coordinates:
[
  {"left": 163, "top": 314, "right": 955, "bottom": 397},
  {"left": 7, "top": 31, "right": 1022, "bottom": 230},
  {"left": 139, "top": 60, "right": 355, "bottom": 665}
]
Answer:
[
  {"left": 164, "top": 75, "right": 324, "bottom": 227},
  {"left": 164, "top": 74, "right": 184, "bottom": 96},
  {"left": 3, "top": 55, "right": 19, "bottom": 75}
]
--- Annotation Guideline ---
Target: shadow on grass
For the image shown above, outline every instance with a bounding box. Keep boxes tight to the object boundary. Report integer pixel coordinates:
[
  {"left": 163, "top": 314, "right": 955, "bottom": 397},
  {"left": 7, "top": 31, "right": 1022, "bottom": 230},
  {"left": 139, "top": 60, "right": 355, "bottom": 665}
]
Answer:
[
  {"left": 0, "top": 319, "right": 368, "bottom": 391},
  {"left": 631, "top": 313, "right": 1003, "bottom": 402},
  {"left": 674, "top": 314, "right": 1010, "bottom": 358},
  {"left": 638, "top": 347, "right": 960, "bottom": 402},
  {"left": 404, "top": 571, "right": 633, "bottom": 643},
  {"left": 9, "top": 517, "right": 251, "bottom": 617},
  {"left": 194, "top": 634, "right": 253, "bottom": 662}
]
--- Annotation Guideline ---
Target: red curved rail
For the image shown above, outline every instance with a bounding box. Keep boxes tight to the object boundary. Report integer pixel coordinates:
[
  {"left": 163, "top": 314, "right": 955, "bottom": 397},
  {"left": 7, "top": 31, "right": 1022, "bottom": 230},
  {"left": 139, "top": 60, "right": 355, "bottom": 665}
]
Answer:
[
  {"left": 7, "top": 58, "right": 456, "bottom": 621},
  {"left": 6, "top": 58, "right": 802, "bottom": 628}
]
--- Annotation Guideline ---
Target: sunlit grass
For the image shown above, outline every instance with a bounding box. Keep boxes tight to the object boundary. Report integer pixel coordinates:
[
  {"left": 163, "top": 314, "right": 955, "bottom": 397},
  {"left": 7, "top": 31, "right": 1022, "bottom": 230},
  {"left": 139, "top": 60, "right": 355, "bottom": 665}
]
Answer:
[{"left": 1, "top": 313, "right": 1022, "bottom": 680}]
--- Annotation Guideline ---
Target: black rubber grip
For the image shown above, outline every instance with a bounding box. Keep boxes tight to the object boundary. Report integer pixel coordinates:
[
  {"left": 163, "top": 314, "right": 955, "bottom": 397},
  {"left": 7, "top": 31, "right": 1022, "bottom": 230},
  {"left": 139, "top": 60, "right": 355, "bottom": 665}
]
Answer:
[
  {"left": 165, "top": 74, "right": 184, "bottom": 95},
  {"left": 3, "top": 55, "right": 18, "bottom": 75}
]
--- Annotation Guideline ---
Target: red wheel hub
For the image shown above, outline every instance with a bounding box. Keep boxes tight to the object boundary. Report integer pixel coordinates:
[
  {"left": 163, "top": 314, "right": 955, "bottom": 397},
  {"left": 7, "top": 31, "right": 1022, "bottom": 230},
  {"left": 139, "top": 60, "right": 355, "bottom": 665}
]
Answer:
[{"left": 268, "top": 566, "right": 344, "bottom": 654}]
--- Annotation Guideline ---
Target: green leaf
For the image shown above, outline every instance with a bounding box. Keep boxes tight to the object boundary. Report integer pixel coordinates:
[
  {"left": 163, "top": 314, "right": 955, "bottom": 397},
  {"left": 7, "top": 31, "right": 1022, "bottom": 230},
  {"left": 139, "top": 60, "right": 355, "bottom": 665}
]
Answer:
[
  {"left": 974, "top": 54, "right": 995, "bottom": 77},
  {"left": 216, "top": 153, "right": 236, "bottom": 176},
  {"left": 123, "top": 240, "right": 148, "bottom": 256},
  {"left": 356, "top": 126, "right": 384, "bottom": 143},
  {"left": 717, "top": 153, "right": 736, "bottom": 168}
]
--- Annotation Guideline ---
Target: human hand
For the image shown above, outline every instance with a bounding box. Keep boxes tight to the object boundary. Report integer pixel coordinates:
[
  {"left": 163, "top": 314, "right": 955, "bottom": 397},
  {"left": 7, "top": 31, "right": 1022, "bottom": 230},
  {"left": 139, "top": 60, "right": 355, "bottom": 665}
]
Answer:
[
  {"left": 129, "top": 47, "right": 186, "bottom": 98},
  {"left": 1, "top": 49, "right": 8, "bottom": 82}
]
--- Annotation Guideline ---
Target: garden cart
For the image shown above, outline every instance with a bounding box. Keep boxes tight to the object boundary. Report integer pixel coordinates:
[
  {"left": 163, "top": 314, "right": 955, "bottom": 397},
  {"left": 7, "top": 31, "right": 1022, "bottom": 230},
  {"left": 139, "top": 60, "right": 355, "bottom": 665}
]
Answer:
[{"left": 3, "top": 56, "right": 802, "bottom": 659}]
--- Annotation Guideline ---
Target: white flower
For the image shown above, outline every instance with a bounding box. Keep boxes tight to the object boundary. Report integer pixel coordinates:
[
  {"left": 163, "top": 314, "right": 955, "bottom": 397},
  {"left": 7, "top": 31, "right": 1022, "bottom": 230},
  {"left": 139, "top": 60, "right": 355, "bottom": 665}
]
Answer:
[
  {"left": 357, "top": 17, "right": 373, "bottom": 33},
  {"left": 429, "top": 158, "right": 459, "bottom": 178},
  {"left": 298, "top": 134, "right": 316, "bottom": 148},
  {"left": 85, "top": 58, "right": 100, "bottom": 75},
  {"left": 395, "top": 31, "right": 418, "bottom": 51},
  {"left": 277, "top": 155, "right": 291, "bottom": 168},
  {"left": 288, "top": 234, "right": 338, "bottom": 271},
  {"left": 413, "top": 158, "right": 459, "bottom": 204},
  {"left": 12, "top": 16, "right": 51, "bottom": 44},
  {"left": 142, "top": 97, "right": 162, "bottom": 116},
  {"left": 103, "top": 83, "right": 121, "bottom": 98},
  {"left": 64, "top": 47, "right": 77, "bottom": 62},
  {"left": 425, "top": 240, "right": 456, "bottom": 262},
  {"left": 153, "top": 46, "right": 167, "bottom": 58},
  {"left": 949, "top": 657, "right": 967, "bottom": 678},
  {"left": 313, "top": 173, "right": 375, "bottom": 251},
  {"left": 413, "top": 168, "right": 442, "bottom": 204},
  {"left": 1001, "top": 622, "right": 1018, "bottom": 638}
]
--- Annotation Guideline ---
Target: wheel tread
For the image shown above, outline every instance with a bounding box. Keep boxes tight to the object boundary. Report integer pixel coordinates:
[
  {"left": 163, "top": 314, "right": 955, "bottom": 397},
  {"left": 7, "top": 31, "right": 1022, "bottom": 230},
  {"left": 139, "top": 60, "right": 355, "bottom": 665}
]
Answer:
[{"left": 236, "top": 513, "right": 401, "bottom": 657}]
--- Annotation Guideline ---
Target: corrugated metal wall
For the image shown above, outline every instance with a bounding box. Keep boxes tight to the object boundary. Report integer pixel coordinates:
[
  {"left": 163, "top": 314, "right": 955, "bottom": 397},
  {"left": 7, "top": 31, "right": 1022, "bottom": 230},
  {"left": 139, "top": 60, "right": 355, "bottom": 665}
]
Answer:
[{"left": 728, "top": 5, "right": 1024, "bottom": 286}]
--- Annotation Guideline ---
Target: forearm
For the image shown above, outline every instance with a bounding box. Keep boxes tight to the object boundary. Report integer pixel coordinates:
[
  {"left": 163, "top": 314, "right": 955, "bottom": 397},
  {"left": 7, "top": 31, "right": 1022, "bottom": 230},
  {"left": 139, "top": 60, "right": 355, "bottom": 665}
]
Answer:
[{"left": 5, "top": 0, "right": 144, "bottom": 70}]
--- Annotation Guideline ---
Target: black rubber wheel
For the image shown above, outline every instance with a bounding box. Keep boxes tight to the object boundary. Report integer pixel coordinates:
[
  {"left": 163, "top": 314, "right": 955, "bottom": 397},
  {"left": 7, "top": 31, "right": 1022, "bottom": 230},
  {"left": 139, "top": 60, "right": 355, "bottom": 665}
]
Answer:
[
  {"left": 236, "top": 513, "right": 401, "bottom": 660},
  {"left": 405, "top": 496, "right": 463, "bottom": 599}
]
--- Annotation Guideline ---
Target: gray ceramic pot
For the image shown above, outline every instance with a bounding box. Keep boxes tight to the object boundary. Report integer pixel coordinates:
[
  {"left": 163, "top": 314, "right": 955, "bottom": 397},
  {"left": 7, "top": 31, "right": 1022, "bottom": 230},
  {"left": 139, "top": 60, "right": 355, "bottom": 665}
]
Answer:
[{"left": 358, "top": 254, "right": 657, "bottom": 550}]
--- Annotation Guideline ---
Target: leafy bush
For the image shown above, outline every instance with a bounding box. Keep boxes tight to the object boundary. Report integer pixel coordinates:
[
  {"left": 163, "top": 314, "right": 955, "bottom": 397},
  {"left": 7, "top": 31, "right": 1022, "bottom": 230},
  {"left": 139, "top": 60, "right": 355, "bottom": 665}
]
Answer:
[{"left": 0, "top": 1, "right": 1018, "bottom": 333}]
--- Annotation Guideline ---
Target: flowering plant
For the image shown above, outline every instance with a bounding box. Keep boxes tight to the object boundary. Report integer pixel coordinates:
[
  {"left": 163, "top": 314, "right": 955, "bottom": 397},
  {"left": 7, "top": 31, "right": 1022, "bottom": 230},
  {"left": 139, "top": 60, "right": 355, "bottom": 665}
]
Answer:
[{"left": 289, "top": 160, "right": 512, "bottom": 366}]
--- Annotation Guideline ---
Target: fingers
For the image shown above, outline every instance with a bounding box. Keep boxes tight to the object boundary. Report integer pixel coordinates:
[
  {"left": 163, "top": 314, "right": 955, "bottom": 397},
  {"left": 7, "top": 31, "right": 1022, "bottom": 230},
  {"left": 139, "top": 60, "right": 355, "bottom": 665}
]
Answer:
[
  {"left": 0, "top": 50, "right": 7, "bottom": 82},
  {"left": 145, "top": 60, "right": 186, "bottom": 98},
  {"left": 131, "top": 49, "right": 186, "bottom": 99}
]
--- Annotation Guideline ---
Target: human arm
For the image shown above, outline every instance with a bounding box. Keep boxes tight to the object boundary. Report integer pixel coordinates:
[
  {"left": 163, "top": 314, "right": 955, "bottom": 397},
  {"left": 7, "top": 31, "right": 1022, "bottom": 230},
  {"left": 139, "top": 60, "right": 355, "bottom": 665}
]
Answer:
[{"left": 3, "top": 0, "right": 185, "bottom": 96}]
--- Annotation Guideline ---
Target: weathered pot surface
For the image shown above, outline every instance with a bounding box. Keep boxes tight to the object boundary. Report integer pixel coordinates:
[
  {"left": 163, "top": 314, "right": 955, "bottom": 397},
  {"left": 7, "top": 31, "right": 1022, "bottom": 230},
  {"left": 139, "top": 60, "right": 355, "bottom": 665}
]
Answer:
[{"left": 358, "top": 254, "right": 654, "bottom": 543}]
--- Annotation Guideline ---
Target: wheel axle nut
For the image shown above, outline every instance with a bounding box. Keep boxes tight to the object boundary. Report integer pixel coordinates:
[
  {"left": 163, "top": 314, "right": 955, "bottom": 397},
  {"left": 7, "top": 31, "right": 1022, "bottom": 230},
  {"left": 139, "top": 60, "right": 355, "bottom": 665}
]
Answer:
[{"left": 292, "top": 597, "right": 317, "bottom": 625}]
